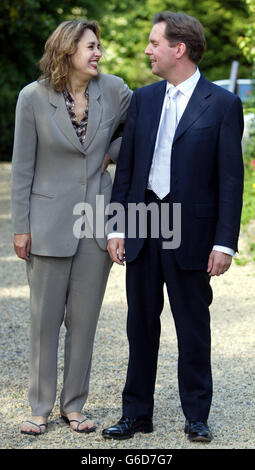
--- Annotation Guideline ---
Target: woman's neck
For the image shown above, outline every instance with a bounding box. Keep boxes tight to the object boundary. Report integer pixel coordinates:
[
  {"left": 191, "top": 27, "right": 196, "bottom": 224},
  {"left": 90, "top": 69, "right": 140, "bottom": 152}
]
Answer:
[{"left": 67, "top": 75, "right": 89, "bottom": 99}]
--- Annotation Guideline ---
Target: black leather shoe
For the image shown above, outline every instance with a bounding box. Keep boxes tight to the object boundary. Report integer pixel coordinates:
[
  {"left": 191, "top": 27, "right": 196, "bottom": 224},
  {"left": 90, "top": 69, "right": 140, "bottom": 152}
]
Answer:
[
  {"left": 184, "top": 420, "right": 213, "bottom": 442},
  {"left": 102, "top": 416, "right": 153, "bottom": 440}
]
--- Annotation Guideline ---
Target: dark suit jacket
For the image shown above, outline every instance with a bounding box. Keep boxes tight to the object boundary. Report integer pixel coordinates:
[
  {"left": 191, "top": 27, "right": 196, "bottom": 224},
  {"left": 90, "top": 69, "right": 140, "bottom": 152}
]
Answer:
[{"left": 110, "top": 75, "right": 244, "bottom": 269}]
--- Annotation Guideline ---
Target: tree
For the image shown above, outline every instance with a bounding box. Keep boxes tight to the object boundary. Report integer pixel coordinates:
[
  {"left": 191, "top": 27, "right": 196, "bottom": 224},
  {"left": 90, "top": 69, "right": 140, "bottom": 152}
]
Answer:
[
  {"left": 0, "top": 0, "right": 252, "bottom": 160},
  {"left": 0, "top": 0, "right": 105, "bottom": 160},
  {"left": 99, "top": 0, "right": 250, "bottom": 88},
  {"left": 238, "top": 0, "right": 255, "bottom": 66}
]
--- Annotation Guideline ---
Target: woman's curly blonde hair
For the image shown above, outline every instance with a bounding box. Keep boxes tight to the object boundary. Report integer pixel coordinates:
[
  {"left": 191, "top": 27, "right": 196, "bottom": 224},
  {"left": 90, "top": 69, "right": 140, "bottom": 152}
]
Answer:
[{"left": 39, "top": 19, "right": 101, "bottom": 92}]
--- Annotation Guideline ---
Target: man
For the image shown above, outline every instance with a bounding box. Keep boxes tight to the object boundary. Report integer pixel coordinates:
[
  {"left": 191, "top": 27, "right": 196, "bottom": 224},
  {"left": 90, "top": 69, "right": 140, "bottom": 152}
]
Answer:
[{"left": 102, "top": 11, "right": 244, "bottom": 442}]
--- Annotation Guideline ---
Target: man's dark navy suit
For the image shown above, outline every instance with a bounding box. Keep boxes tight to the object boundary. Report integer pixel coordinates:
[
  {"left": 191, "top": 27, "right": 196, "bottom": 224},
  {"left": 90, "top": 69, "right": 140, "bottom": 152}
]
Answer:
[{"left": 110, "top": 75, "right": 244, "bottom": 421}]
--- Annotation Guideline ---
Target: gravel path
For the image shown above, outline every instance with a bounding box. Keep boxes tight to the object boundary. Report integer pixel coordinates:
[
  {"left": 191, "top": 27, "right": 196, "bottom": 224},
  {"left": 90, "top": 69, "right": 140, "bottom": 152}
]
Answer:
[{"left": 0, "top": 162, "right": 254, "bottom": 450}]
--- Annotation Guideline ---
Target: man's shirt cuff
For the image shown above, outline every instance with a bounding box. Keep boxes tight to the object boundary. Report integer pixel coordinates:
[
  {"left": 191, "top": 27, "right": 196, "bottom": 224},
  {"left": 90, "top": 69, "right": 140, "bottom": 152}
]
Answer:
[
  {"left": 106, "top": 239, "right": 235, "bottom": 257},
  {"left": 213, "top": 245, "right": 235, "bottom": 257},
  {"left": 107, "top": 232, "right": 125, "bottom": 240}
]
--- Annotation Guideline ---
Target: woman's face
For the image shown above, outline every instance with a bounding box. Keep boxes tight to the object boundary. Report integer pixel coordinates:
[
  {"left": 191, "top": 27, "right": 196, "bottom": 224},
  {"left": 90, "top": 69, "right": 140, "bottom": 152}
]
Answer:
[{"left": 70, "top": 28, "right": 102, "bottom": 81}]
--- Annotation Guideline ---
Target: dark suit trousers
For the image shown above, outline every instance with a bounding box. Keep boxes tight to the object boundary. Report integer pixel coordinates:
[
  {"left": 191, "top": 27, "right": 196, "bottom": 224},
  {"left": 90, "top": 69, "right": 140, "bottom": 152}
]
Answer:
[{"left": 122, "top": 192, "right": 213, "bottom": 422}]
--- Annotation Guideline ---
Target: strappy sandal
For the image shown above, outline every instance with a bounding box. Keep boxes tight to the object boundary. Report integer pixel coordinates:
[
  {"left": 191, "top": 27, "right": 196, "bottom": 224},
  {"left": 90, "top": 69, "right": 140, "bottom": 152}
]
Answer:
[
  {"left": 61, "top": 414, "right": 96, "bottom": 433},
  {"left": 21, "top": 420, "right": 47, "bottom": 436}
]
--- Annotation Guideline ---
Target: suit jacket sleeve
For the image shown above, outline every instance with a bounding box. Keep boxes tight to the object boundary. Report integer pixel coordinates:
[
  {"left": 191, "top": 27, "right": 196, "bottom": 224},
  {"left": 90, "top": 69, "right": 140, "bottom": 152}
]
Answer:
[
  {"left": 119, "top": 79, "right": 133, "bottom": 124},
  {"left": 110, "top": 90, "right": 137, "bottom": 204},
  {"left": 107, "top": 137, "right": 122, "bottom": 163},
  {"left": 214, "top": 96, "right": 244, "bottom": 251},
  {"left": 11, "top": 89, "right": 37, "bottom": 234},
  {"left": 107, "top": 79, "right": 133, "bottom": 163}
]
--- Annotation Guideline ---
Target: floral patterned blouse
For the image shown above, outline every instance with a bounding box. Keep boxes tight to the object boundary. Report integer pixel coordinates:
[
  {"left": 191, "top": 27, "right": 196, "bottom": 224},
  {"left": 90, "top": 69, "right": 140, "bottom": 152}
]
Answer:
[{"left": 63, "top": 88, "right": 89, "bottom": 147}]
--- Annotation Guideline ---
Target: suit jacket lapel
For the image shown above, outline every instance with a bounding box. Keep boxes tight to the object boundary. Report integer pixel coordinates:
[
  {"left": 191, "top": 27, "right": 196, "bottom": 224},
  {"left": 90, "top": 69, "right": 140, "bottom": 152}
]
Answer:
[
  {"left": 173, "top": 75, "right": 212, "bottom": 144},
  {"left": 150, "top": 80, "right": 167, "bottom": 147},
  {"left": 48, "top": 86, "right": 86, "bottom": 154},
  {"left": 83, "top": 78, "right": 102, "bottom": 151},
  {"left": 48, "top": 78, "right": 103, "bottom": 154}
]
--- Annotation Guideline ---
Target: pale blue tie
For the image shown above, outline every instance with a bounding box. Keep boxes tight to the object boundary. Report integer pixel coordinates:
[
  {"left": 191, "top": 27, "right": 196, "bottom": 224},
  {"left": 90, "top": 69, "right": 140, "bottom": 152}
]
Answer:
[{"left": 150, "top": 87, "right": 179, "bottom": 199}]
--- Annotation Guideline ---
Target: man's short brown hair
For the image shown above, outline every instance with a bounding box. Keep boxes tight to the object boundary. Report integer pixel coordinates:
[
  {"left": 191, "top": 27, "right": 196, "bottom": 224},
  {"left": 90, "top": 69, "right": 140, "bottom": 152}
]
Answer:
[{"left": 153, "top": 11, "right": 206, "bottom": 64}]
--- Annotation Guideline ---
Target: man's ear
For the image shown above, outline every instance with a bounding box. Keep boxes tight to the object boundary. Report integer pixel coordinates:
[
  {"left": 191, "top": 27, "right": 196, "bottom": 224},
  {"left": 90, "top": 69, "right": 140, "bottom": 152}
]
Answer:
[{"left": 175, "top": 42, "right": 186, "bottom": 59}]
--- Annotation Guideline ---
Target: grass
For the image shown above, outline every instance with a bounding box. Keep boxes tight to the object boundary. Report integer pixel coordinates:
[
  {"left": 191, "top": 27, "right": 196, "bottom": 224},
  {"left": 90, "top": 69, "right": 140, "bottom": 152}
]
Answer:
[
  {"left": 234, "top": 118, "right": 255, "bottom": 264},
  {"left": 241, "top": 163, "right": 255, "bottom": 226}
]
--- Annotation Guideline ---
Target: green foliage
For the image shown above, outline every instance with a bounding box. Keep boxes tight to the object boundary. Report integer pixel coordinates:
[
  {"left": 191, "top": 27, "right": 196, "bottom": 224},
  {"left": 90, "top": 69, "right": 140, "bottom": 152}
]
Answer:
[
  {"left": 242, "top": 119, "right": 255, "bottom": 226},
  {"left": 0, "top": 0, "right": 105, "bottom": 160},
  {"left": 237, "top": 2, "right": 255, "bottom": 262},
  {"left": 238, "top": 0, "right": 255, "bottom": 66},
  {"left": 100, "top": 0, "right": 251, "bottom": 86},
  {"left": 242, "top": 159, "right": 255, "bottom": 226},
  {"left": 0, "top": 0, "right": 253, "bottom": 160},
  {"left": 238, "top": 0, "right": 255, "bottom": 112},
  {"left": 233, "top": 134, "right": 255, "bottom": 263}
]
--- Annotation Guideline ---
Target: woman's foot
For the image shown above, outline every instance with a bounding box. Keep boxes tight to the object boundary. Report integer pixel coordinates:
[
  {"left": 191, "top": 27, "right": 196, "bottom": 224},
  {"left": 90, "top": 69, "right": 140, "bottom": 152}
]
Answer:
[
  {"left": 62, "top": 412, "right": 96, "bottom": 433},
  {"left": 20, "top": 416, "right": 47, "bottom": 435}
]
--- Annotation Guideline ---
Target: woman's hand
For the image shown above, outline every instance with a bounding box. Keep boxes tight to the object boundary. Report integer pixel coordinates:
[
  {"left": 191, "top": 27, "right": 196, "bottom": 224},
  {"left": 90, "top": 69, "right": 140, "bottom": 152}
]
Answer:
[
  {"left": 101, "top": 153, "right": 112, "bottom": 174},
  {"left": 14, "top": 233, "right": 31, "bottom": 261}
]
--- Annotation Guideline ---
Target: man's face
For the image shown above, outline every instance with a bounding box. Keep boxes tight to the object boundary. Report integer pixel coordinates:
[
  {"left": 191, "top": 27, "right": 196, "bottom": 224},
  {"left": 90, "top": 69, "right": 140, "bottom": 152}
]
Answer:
[{"left": 145, "top": 22, "right": 177, "bottom": 79}]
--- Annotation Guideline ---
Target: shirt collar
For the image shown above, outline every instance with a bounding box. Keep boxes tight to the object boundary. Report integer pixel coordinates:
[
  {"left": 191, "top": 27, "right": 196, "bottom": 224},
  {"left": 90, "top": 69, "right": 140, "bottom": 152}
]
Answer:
[{"left": 166, "top": 67, "right": 201, "bottom": 98}]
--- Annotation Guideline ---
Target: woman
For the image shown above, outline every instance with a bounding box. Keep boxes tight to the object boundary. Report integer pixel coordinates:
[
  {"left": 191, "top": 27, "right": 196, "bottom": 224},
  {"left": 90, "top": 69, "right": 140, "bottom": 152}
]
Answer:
[{"left": 11, "top": 19, "right": 132, "bottom": 435}]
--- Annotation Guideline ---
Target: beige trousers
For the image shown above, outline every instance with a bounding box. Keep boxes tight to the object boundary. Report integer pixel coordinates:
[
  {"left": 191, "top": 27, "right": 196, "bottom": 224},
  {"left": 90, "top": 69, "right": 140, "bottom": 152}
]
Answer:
[{"left": 26, "top": 235, "right": 112, "bottom": 417}]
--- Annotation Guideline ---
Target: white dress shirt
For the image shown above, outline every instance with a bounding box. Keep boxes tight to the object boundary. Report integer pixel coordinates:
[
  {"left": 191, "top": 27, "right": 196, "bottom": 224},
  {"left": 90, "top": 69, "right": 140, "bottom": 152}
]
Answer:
[
  {"left": 108, "top": 68, "right": 235, "bottom": 257},
  {"left": 148, "top": 68, "right": 201, "bottom": 197}
]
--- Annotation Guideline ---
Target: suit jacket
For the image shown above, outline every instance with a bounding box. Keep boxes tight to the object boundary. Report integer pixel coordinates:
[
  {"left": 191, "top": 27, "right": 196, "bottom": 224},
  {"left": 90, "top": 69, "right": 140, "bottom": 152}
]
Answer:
[
  {"left": 110, "top": 75, "right": 244, "bottom": 269},
  {"left": 11, "top": 74, "right": 132, "bottom": 256}
]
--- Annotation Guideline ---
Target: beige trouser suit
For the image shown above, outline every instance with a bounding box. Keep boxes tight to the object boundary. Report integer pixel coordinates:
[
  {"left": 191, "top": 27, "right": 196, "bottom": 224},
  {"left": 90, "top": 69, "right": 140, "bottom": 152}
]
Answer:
[
  {"left": 11, "top": 75, "right": 132, "bottom": 417},
  {"left": 26, "top": 235, "right": 111, "bottom": 417}
]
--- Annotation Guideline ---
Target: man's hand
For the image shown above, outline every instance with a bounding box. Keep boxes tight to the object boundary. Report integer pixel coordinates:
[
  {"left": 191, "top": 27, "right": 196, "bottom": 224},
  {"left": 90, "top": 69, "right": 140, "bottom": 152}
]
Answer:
[
  {"left": 207, "top": 250, "right": 232, "bottom": 276},
  {"left": 107, "top": 238, "right": 125, "bottom": 265},
  {"left": 101, "top": 153, "right": 112, "bottom": 174},
  {"left": 14, "top": 233, "right": 31, "bottom": 261}
]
